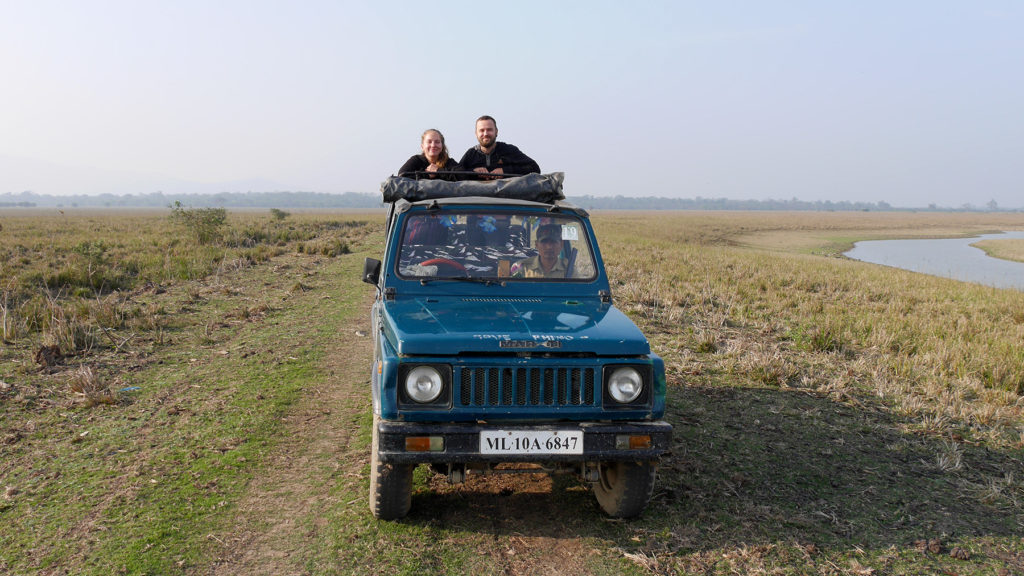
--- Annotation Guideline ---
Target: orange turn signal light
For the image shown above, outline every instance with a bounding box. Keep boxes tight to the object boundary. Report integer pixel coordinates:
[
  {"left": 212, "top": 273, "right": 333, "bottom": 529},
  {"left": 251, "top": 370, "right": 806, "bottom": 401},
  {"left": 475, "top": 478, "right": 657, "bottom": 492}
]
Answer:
[
  {"left": 405, "top": 436, "right": 444, "bottom": 452},
  {"left": 616, "top": 435, "right": 652, "bottom": 450}
]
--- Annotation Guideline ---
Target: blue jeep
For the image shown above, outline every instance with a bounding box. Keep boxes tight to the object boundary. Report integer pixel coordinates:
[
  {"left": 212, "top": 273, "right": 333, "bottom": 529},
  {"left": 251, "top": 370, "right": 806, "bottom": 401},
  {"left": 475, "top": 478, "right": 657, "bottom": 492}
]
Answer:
[{"left": 362, "top": 173, "right": 672, "bottom": 519}]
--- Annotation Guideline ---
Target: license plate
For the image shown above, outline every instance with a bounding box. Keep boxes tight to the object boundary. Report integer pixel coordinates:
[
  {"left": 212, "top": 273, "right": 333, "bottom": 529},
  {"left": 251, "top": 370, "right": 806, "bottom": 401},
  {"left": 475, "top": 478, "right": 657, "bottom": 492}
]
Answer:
[{"left": 480, "top": 430, "right": 583, "bottom": 455}]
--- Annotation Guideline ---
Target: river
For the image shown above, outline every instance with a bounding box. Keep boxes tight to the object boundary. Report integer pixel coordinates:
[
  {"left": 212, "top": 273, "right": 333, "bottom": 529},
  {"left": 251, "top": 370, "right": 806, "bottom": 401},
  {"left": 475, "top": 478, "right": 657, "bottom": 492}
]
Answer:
[{"left": 844, "top": 231, "right": 1024, "bottom": 291}]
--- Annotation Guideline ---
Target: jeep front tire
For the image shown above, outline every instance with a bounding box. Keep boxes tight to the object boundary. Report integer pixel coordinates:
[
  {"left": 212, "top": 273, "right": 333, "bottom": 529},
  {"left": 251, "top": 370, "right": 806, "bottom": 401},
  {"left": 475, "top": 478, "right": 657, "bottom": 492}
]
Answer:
[
  {"left": 592, "top": 460, "right": 657, "bottom": 518},
  {"left": 369, "top": 415, "right": 413, "bottom": 520}
]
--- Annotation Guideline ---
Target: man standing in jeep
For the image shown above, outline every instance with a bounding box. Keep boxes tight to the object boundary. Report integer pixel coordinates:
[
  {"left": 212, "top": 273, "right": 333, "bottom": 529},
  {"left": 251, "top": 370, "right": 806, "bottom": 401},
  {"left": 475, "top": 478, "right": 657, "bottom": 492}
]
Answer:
[{"left": 458, "top": 115, "right": 540, "bottom": 176}]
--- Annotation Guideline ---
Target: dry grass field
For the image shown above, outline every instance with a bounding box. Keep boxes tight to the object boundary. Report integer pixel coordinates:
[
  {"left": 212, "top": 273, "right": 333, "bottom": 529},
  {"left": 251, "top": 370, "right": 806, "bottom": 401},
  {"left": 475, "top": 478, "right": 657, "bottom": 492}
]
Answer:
[
  {"left": 973, "top": 238, "right": 1024, "bottom": 264},
  {"left": 597, "top": 211, "right": 1024, "bottom": 574},
  {"left": 2, "top": 207, "right": 1024, "bottom": 575}
]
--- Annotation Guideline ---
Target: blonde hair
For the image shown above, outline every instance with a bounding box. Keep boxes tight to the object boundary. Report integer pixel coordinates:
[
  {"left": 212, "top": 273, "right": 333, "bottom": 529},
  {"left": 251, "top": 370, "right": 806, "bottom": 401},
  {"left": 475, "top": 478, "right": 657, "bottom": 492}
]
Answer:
[{"left": 421, "top": 129, "right": 450, "bottom": 169}]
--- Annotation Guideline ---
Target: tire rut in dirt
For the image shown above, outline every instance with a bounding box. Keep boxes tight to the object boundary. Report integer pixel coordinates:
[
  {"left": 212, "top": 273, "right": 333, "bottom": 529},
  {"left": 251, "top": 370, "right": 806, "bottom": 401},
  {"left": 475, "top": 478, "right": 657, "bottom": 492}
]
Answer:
[{"left": 207, "top": 318, "right": 372, "bottom": 575}]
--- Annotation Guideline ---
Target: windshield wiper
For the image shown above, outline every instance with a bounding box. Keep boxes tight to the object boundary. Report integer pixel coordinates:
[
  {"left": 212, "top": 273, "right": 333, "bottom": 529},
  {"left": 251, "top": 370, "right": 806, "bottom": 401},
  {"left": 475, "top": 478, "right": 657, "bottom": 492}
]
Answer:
[{"left": 420, "top": 276, "right": 506, "bottom": 286}]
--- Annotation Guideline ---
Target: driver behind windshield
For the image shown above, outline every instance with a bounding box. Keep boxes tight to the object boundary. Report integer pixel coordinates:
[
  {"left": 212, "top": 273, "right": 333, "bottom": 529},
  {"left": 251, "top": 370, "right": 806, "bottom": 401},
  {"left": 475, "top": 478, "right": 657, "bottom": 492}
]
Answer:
[{"left": 511, "top": 224, "right": 567, "bottom": 278}]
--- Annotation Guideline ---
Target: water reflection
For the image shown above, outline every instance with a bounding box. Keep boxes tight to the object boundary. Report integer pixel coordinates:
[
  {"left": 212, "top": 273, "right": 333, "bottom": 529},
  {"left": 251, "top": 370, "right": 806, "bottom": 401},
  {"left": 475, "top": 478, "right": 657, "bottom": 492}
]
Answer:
[{"left": 844, "top": 231, "right": 1024, "bottom": 291}]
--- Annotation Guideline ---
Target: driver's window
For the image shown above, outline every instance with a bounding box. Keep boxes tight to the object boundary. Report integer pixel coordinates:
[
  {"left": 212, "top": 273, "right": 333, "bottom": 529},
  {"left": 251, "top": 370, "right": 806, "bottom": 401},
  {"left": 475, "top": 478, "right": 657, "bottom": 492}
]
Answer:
[{"left": 510, "top": 219, "right": 593, "bottom": 280}]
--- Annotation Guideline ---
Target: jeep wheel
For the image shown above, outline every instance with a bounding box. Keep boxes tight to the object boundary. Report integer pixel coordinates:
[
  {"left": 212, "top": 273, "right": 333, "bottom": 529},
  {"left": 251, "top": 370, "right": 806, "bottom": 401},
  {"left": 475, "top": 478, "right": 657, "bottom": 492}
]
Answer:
[
  {"left": 592, "top": 460, "right": 657, "bottom": 518},
  {"left": 369, "top": 415, "right": 413, "bottom": 520}
]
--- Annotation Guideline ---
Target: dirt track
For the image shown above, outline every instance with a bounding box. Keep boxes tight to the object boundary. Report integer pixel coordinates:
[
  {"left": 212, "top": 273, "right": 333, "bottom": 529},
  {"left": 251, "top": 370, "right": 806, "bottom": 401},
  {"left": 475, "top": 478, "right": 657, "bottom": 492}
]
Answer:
[
  {"left": 202, "top": 290, "right": 599, "bottom": 575},
  {"left": 206, "top": 311, "right": 374, "bottom": 574}
]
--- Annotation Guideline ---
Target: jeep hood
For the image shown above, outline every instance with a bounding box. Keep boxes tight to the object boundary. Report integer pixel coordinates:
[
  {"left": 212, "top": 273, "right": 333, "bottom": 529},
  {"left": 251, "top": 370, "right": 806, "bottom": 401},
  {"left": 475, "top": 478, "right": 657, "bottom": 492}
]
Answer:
[{"left": 380, "top": 296, "right": 651, "bottom": 356}]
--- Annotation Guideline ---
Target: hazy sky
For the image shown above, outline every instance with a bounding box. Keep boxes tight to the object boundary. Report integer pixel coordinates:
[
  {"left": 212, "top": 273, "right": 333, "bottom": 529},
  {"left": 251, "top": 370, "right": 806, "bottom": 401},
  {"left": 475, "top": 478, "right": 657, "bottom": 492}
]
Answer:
[{"left": 2, "top": 1, "right": 1022, "bottom": 208}]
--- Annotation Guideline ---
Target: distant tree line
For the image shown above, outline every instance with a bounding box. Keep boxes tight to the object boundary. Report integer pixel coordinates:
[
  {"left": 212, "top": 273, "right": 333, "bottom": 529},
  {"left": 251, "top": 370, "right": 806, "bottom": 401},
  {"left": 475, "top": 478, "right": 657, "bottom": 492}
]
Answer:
[
  {"left": 570, "top": 195, "right": 900, "bottom": 211},
  {"left": 572, "top": 196, "right": 1019, "bottom": 211},
  {"left": 0, "top": 190, "right": 382, "bottom": 209},
  {"left": 1, "top": 190, "right": 1018, "bottom": 212}
]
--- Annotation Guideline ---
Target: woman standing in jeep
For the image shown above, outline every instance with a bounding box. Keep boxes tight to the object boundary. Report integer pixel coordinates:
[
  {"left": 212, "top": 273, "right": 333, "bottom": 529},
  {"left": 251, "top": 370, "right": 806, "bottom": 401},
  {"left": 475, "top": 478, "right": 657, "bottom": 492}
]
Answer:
[{"left": 398, "top": 128, "right": 458, "bottom": 175}]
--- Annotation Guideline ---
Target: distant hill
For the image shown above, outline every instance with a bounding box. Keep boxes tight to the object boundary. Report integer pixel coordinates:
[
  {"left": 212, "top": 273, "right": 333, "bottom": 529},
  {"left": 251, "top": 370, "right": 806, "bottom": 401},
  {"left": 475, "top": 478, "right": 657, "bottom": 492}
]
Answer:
[{"left": 0, "top": 154, "right": 293, "bottom": 198}]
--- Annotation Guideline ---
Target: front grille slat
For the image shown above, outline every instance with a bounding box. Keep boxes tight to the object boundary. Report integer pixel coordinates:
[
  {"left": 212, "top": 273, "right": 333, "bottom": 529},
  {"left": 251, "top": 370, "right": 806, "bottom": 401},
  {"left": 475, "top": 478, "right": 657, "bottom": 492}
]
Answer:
[
  {"left": 457, "top": 366, "right": 597, "bottom": 408},
  {"left": 489, "top": 370, "right": 501, "bottom": 405}
]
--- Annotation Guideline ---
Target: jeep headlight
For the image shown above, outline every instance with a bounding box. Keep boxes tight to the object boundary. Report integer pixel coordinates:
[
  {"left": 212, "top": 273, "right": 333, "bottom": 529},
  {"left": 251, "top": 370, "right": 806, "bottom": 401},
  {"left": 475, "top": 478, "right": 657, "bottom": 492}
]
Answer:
[
  {"left": 404, "top": 365, "right": 445, "bottom": 403},
  {"left": 607, "top": 367, "right": 643, "bottom": 403}
]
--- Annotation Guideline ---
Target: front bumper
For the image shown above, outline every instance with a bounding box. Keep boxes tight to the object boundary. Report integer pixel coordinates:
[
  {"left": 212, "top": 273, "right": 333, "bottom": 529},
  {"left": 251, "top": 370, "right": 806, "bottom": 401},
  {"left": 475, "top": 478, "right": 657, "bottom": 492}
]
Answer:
[{"left": 376, "top": 420, "right": 672, "bottom": 464}]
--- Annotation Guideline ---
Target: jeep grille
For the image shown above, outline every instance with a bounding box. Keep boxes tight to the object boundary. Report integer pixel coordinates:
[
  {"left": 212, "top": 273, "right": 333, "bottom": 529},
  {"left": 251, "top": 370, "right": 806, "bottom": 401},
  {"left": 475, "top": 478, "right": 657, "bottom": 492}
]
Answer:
[
  {"left": 461, "top": 297, "right": 543, "bottom": 303},
  {"left": 457, "top": 367, "right": 596, "bottom": 407}
]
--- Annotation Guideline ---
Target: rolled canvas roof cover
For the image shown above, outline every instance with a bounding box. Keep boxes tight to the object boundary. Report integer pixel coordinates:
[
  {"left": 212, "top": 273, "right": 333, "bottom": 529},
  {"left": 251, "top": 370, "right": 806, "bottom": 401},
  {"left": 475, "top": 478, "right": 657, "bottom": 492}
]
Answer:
[{"left": 381, "top": 172, "right": 565, "bottom": 204}]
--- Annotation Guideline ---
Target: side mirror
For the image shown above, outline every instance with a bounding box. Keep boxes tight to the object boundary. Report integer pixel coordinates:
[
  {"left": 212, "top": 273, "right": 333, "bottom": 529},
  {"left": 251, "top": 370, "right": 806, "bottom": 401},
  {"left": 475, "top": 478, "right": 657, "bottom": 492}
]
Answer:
[{"left": 362, "top": 258, "right": 381, "bottom": 285}]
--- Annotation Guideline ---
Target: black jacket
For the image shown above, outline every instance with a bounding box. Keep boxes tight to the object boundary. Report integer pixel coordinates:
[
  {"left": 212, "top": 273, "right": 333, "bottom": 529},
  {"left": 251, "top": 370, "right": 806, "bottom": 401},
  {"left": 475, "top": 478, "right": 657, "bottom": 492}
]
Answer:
[
  {"left": 398, "top": 155, "right": 459, "bottom": 176},
  {"left": 458, "top": 142, "right": 539, "bottom": 175}
]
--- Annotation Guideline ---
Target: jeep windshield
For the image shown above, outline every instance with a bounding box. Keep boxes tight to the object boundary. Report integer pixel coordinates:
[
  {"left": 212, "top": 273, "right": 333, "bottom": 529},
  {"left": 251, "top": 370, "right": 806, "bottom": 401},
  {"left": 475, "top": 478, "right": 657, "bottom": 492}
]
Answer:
[{"left": 397, "top": 210, "right": 597, "bottom": 282}]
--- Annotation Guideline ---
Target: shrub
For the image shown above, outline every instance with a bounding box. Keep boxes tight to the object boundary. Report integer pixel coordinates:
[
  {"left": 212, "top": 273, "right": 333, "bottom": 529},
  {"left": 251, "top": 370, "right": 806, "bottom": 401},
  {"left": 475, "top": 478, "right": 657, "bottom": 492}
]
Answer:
[
  {"left": 68, "top": 365, "right": 117, "bottom": 407},
  {"left": 169, "top": 201, "right": 228, "bottom": 245}
]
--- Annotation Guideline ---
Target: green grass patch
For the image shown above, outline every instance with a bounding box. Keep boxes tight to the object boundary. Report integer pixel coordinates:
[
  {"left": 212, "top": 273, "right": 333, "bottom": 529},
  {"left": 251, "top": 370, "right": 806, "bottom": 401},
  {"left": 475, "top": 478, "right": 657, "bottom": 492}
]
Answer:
[
  {"left": 0, "top": 209, "right": 378, "bottom": 574},
  {"left": 4, "top": 209, "right": 1024, "bottom": 575}
]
